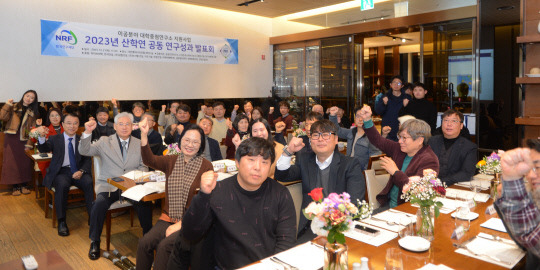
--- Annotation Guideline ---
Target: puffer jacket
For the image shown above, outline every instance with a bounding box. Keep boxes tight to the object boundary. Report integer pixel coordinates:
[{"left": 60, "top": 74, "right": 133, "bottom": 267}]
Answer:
[{"left": 0, "top": 103, "right": 37, "bottom": 147}]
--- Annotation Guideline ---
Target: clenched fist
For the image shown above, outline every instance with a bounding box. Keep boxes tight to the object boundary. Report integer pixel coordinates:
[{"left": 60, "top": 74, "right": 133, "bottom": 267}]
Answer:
[
  {"left": 84, "top": 119, "right": 97, "bottom": 134},
  {"left": 232, "top": 133, "right": 242, "bottom": 148},
  {"left": 287, "top": 137, "right": 305, "bottom": 153},
  {"left": 275, "top": 121, "right": 286, "bottom": 133},
  {"left": 382, "top": 96, "right": 388, "bottom": 105},
  {"left": 403, "top": 99, "right": 409, "bottom": 107},
  {"left": 200, "top": 170, "right": 219, "bottom": 194}
]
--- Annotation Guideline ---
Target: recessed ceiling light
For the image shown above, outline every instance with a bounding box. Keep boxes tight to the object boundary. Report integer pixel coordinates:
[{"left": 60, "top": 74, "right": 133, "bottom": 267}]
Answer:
[{"left": 497, "top": 6, "right": 514, "bottom": 11}]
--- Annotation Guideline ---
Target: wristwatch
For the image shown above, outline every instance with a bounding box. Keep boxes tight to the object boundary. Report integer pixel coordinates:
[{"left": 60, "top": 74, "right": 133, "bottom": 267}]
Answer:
[
  {"left": 79, "top": 169, "right": 86, "bottom": 174},
  {"left": 282, "top": 146, "right": 293, "bottom": 157}
]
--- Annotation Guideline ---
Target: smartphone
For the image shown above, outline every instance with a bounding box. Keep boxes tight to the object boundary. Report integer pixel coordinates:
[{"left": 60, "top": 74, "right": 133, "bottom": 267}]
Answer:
[
  {"left": 111, "top": 177, "right": 124, "bottom": 182},
  {"left": 39, "top": 153, "right": 49, "bottom": 158},
  {"left": 355, "top": 224, "right": 380, "bottom": 236}
]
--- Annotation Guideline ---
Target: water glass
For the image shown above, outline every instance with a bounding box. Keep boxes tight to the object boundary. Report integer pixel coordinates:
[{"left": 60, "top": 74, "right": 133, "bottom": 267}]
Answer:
[
  {"left": 398, "top": 216, "right": 414, "bottom": 238},
  {"left": 385, "top": 248, "right": 403, "bottom": 270},
  {"left": 455, "top": 206, "right": 471, "bottom": 231}
]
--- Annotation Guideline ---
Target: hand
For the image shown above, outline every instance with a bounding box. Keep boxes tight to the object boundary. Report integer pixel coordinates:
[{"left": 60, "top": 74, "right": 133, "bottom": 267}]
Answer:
[
  {"left": 84, "top": 119, "right": 97, "bottom": 134},
  {"left": 111, "top": 98, "right": 118, "bottom": 108},
  {"left": 382, "top": 96, "right": 388, "bottom": 105},
  {"left": 201, "top": 105, "right": 207, "bottom": 113},
  {"left": 329, "top": 106, "right": 339, "bottom": 116},
  {"left": 380, "top": 156, "right": 399, "bottom": 175},
  {"left": 382, "top": 126, "right": 391, "bottom": 136},
  {"left": 72, "top": 171, "right": 83, "bottom": 180},
  {"left": 403, "top": 99, "right": 409, "bottom": 107},
  {"left": 200, "top": 171, "right": 218, "bottom": 194},
  {"left": 139, "top": 117, "right": 150, "bottom": 135},
  {"left": 359, "top": 105, "right": 372, "bottom": 122},
  {"left": 176, "top": 124, "right": 184, "bottom": 134},
  {"left": 226, "top": 118, "right": 233, "bottom": 130},
  {"left": 6, "top": 99, "right": 13, "bottom": 105},
  {"left": 232, "top": 133, "right": 242, "bottom": 148},
  {"left": 234, "top": 104, "right": 239, "bottom": 111},
  {"left": 170, "top": 124, "right": 177, "bottom": 135},
  {"left": 269, "top": 107, "right": 274, "bottom": 114},
  {"left": 35, "top": 119, "right": 42, "bottom": 126},
  {"left": 165, "top": 221, "right": 182, "bottom": 237},
  {"left": 37, "top": 126, "right": 49, "bottom": 137},
  {"left": 246, "top": 111, "right": 251, "bottom": 119},
  {"left": 161, "top": 104, "right": 167, "bottom": 112},
  {"left": 287, "top": 137, "right": 305, "bottom": 153},
  {"left": 500, "top": 148, "right": 533, "bottom": 181},
  {"left": 275, "top": 121, "right": 286, "bottom": 133}
]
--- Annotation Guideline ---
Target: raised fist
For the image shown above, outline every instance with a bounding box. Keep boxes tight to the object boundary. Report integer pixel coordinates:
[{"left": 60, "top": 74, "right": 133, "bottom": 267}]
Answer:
[
  {"left": 170, "top": 124, "right": 177, "bottom": 135},
  {"left": 161, "top": 105, "right": 167, "bottom": 112},
  {"left": 226, "top": 118, "right": 233, "bottom": 130},
  {"left": 382, "top": 126, "right": 392, "bottom": 136},
  {"left": 84, "top": 119, "right": 97, "bottom": 133},
  {"left": 275, "top": 121, "right": 286, "bottom": 133},
  {"left": 269, "top": 107, "right": 274, "bottom": 114},
  {"left": 359, "top": 105, "right": 372, "bottom": 122},
  {"left": 139, "top": 117, "right": 150, "bottom": 135},
  {"left": 329, "top": 106, "right": 339, "bottom": 116},
  {"left": 200, "top": 170, "right": 218, "bottom": 194},
  {"left": 201, "top": 105, "right": 207, "bottom": 112},
  {"left": 232, "top": 133, "right": 242, "bottom": 148},
  {"left": 287, "top": 137, "right": 305, "bottom": 153},
  {"left": 176, "top": 124, "right": 184, "bottom": 134},
  {"left": 111, "top": 98, "right": 118, "bottom": 107},
  {"left": 6, "top": 99, "right": 13, "bottom": 105},
  {"left": 382, "top": 96, "right": 388, "bottom": 105},
  {"left": 35, "top": 119, "right": 42, "bottom": 126},
  {"left": 403, "top": 99, "right": 409, "bottom": 107}
]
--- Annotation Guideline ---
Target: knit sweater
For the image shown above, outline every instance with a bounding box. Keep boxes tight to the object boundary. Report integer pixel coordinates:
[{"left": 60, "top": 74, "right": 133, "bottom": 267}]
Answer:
[{"left": 398, "top": 98, "right": 437, "bottom": 134}]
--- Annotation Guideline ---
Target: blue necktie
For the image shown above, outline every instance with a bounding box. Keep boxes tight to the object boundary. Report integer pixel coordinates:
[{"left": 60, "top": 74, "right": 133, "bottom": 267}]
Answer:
[{"left": 68, "top": 138, "right": 78, "bottom": 174}]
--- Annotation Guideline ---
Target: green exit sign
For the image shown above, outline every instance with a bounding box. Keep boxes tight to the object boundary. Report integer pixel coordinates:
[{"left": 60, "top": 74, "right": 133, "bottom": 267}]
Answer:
[{"left": 361, "top": 0, "right": 374, "bottom": 11}]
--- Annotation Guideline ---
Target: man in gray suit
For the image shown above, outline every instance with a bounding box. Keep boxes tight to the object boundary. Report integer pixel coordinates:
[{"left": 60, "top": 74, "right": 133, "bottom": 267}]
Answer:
[{"left": 79, "top": 112, "right": 153, "bottom": 260}]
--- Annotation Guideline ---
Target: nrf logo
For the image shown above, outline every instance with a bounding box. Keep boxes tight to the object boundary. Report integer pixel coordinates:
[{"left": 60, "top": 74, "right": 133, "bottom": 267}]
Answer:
[{"left": 56, "top": 30, "right": 77, "bottom": 45}]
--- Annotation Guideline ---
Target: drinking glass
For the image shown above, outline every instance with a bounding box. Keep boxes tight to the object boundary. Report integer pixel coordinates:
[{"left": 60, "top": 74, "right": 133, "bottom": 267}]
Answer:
[
  {"left": 398, "top": 216, "right": 414, "bottom": 238},
  {"left": 454, "top": 206, "right": 471, "bottom": 231},
  {"left": 385, "top": 248, "right": 403, "bottom": 270},
  {"left": 469, "top": 180, "right": 482, "bottom": 202}
]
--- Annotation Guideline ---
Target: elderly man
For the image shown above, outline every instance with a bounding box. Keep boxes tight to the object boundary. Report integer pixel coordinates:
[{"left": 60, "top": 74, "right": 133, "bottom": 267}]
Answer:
[
  {"left": 36, "top": 113, "right": 94, "bottom": 237},
  {"left": 495, "top": 139, "right": 540, "bottom": 268},
  {"left": 275, "top": 119, "right": 365, "bottom": 242},
  {"left": 158, "top": 101, "right": 180, "bottom": 131},
  {"left": 428, "top": 109, "right": 477, "bottom": 186},
  {"left": 79, "top": 112, "right": 153, "bottom": 260},
  {"left": 172, "top": 137, "right": 296, "bottom": 269}
]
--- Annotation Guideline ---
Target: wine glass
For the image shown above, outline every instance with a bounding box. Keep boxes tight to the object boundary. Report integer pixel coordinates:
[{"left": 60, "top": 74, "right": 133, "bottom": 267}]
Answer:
[{"left": 455, "top": 206, "right": 471, "bottom": 231}]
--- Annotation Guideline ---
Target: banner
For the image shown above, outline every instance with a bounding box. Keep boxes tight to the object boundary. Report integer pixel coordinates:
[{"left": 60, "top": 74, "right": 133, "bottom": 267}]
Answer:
[{"left": 41, "top": 19, "right": 238, "bottom": 64}]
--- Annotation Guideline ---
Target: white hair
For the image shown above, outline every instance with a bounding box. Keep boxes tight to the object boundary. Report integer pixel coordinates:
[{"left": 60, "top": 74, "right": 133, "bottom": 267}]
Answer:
[{"left": 114, "top": 112, "right": 134, "bottom": 123}]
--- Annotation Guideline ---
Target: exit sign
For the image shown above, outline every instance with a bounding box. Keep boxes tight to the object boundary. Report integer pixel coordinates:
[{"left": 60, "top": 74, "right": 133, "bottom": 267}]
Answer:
[{"left": 361, "top": 0, "right": 374, "bottom": 11}]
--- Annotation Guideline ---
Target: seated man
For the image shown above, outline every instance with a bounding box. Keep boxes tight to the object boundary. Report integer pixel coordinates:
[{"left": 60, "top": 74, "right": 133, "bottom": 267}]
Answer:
[
  {"left": 274, "top": 119, "right": 365, "bottom": 242},
  {"left": 495, "top": 140, "right": 540, "bottom": 268},
  {"left": 164, "top": 103, "right": 192, "bottom": 145},
  {"left": 79, "top": 112, "right": 153, "bottom": 260},
  {"left": 132, "top": 113, "right": 165, "bottom": 156},
  {"left": 428, "top": 109, "right": 477, "bottom": 186},
  {"left": 268, "top": 101, "right": 294, "bottom": 134},
  {"left": 198, "top": 117, "right": 223, "bottom": 161},
  {"left": 208, "top": 101, "right": 228, "bottom": 144},
  {"left": 296, "top": 111, "right": 323, "bottom": 156},
  {"left": 158, "top": 101, "right": 180, "bottom": 132},
  {"left": 36, "top": 113, "right": 94, "bottom": 237},
  {"left": 91, "top": 106, "right": 115, "bottom": 142},
  {"left": 329, "top": 106, "right": 381, "bottom": 170},
  {"left": 196, "top": 102, "right": 213, "bottom": 123},
  {"left": 172, "top": 137, "right": 296, "bottom": 269}
]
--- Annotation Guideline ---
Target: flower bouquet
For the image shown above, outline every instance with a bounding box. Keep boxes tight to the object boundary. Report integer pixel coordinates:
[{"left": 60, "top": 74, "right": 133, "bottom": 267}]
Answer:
[
  {"left": 401, "top": 169, "right": 446, "bottom": 241},
  {"left": 476, "top": 152, "right": 501, "bottom": 175},
  {"left": 162, "top": 143, "right": 181, "bottom": 156}
]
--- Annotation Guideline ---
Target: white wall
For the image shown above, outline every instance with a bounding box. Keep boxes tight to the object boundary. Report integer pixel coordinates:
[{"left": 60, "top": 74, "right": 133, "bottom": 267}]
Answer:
[{"left": 0, "top": 0, "right": 274, "bottom": 101}]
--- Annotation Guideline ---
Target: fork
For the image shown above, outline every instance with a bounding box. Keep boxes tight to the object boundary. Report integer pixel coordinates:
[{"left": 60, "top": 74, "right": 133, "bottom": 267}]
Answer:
[
  {"left": 453, "top": 243, "right": 512, "bottom": 265},
  {"left": 370, "top": 216, "right": 397, "bottom": 226},
  {"left": 270, "top": 257, "right": 299, "bottom": 270}
]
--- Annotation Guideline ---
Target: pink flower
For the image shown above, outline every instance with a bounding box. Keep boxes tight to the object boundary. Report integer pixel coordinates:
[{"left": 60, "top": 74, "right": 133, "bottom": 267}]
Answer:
[
  {"left": 403, "top": 184, "right": 411, "bottom": 193},
  {"left": 409, "top": 176, "right": 421, "bottom": 183}
]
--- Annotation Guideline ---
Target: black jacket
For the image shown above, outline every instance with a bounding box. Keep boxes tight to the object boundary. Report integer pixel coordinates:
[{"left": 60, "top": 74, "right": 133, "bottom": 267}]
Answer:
[
  {"left": 428, "top": 135, "right": 477, "bottom": 186},
  {"left": 207, "top": 136, "right": 223, "bottom": 161}
]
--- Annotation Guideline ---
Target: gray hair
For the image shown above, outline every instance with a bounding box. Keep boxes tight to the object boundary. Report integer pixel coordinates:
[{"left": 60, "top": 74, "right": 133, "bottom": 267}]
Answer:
[
  {"left": 143, "top": 112, "right": 155, "bottom": 121},
  {"left": 114, "top": 112, "right": 134, "bottom": 124},
  {"left": 399, "top": 119, "right": 431, "bottom": 145}
]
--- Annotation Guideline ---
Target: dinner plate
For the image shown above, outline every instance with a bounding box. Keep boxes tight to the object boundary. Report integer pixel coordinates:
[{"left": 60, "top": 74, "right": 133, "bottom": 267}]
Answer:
[
  {"left": 451, "top": 211, "right": 479, "bottom": 221},
  {"left": 525, "top": 74, "right": 540, "bottom": 77},
  {"left": 398, "top": 236, "right": 431, "bottom": 252}
]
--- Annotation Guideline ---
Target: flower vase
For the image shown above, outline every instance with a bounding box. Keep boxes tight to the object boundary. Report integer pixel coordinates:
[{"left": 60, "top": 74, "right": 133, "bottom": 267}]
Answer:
[
  {"left": 416, "top": 206, "right": 435, "bottom": 241},
  {"left": 491, "top": 173, "right": 501, "bottom": 199},
  {"left": 324, "top": 242, "right": 348, "bottom": 270}
]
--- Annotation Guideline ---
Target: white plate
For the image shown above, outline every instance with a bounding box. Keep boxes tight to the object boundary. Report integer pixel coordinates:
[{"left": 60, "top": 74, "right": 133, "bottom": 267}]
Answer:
[
  {"left": 525, "top": 74, "right": 540, "bottom": 77},
  {"left": 398, "top": 236, "right": 431, "bottom": 252},
  {"left": 451, "top": 211, "right": 479, "bottom": 221}
]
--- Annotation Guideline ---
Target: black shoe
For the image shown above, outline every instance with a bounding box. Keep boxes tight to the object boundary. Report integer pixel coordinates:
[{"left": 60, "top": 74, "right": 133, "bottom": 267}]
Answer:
[
  {"left": 88, "top": 241, "right": 100, "bottom": 260},
  {"left": 57, "top": 220, "right": 69, "bottom": 236}
]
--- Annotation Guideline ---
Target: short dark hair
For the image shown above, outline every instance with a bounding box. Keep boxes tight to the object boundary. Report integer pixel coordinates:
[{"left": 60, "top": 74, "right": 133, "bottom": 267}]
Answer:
[
  {"left": 213, "top": 101, "right": 225, "bottom": 109},
  {"left": 353, "top": 106, "right": 363, "bottom": 115},
  {"left": 414, "top": 82, "right": 426, "bottom": 90},
  {"left": 235, "top": 137, "right": 275, "bottom": 164},
  {"left": 403, "top": 83, "right": 414, "bottom": 91},
  {"left": 442, "top": 109, "right": 464, "bottom": 123},
  {"left": 252, "top": 107, "right": 265, "bottom": 118},
  {"left": 63, "top": 105, "right": 79, "bottom": 115},
  {"left": 249, "top": 118, "right": 274, "bottom": 145},
  {"left": 233, "top": 113, "right": 249, "bottom": 132},
  {"left": 526, "top": 139, "right": 540, "bottom": 153},
  {"left": 45, "top": 108, "right": 63, "bottom": 126},
  {"left": 243, "top": 100, "right": 253, "bottom": 106},
  {"left": 306, "top": 111, "right": 323, "bottom": 122},
  {"left": 278, "top": 101, "right": 290, "bottom": 109},
  {"left": 132, "top": 102, "right": 145, "bottom": 111},
  {"left": 310, "top": 119, "right": 337, "bottom": 135},
  {"left": 177, "top": 103, "right": 191, "bottom": 114},
  {"left": 62, "top": 113, "right": 80, "bottom": 123},
  {"left": 96, "top": 106, "right": 110, "bottom": 115},
  {"left": 390, "top": 75, "right": 404, "bottom": 85},
  {"left": 204, "top": 102, "right": 213, "bottom": 108},
  {"left": 178, "top": 124, "right": 206, "bottom": 156}
]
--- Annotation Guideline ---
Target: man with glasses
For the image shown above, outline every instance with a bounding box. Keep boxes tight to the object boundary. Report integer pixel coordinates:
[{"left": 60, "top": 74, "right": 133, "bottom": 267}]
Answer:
[
  {"left": 428, "top": 109, "right": 477, "bottom": 186},
  {"left": 375, "top": 75, "right": 411, "bottom": 141},
  {"left": 495, "top": 139, "right": 540, "bottom": 268},
  {"left": 275, "top": 119, "right": 365, "bottom": 243}
]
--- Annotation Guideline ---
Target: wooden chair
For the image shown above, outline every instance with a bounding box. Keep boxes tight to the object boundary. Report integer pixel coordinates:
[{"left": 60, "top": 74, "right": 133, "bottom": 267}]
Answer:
[
  {"left": 92, "top": 156, "right": 134, "bottom": 251},
  {"left": 367, "top": 154, "right": 387, "bottom": 175},
  {"left": 44, "top": 185, "right": 86, "bottom": 228}
]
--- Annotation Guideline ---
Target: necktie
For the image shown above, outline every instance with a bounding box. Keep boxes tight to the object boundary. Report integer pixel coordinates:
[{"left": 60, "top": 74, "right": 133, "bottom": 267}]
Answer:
[
  {"left": 121, "top": 141, "right": 127, "bottom": 161},
  {"left": 68, "top": 138, "right": 78, "bottom": 174}
]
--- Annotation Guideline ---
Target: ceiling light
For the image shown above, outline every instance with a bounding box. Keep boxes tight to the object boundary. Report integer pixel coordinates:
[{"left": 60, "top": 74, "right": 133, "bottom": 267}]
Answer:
[
  {"left": 497, "top": 6, "right": 514, "bottom": 11},
  {"left": 401, "top": 38, "right": 406, "bottom": 43},
  {"left": 279, "top": 0, "right": 391, "bottom": 20}
]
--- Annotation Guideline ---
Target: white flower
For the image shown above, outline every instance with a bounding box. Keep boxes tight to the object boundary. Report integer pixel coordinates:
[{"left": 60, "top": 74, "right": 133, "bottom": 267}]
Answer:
[
  {"left": 304, "top": 202, "right": 323, "bottom": 216},
  {"left": 310, "top": 218, "right": 328, "bottom": 237}
]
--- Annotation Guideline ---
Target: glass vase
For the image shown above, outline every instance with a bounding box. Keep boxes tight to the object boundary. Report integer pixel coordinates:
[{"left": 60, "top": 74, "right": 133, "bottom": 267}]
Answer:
[
  {"left": 490, "top": 173, "right": 501, "bottom": 199},
  {"left": 416, "top": 206, "right": 435, "bottom": 242},
  {"left": 324, "top": 242, "right": 348, "bottom": 270}
]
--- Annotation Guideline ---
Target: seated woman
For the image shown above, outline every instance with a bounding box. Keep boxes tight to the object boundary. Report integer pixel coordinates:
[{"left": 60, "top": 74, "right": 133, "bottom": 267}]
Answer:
[
  {"left": 136, "top": 118, "right": 213, "bottom": 270},
  {"left": 224, "top": 114, "right": 250, "bottom": 159},
  {"left": 198, "top": 117, "right": 223, "bottom": 161},
  {"left": 359, "top": 105, "right": 439, "bottom": 209},
  {"left": 233, "top": 118, "right": 283, "bottom": 179},
  {"left": 32, "top": 108, "right": 64, "bottom": 174}
]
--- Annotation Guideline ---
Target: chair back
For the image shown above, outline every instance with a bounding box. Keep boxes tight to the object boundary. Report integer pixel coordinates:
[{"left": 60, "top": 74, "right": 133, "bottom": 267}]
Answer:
[
  {"left": 368, "top": 154, "right": 387, "bottom": 175},
  {"left": 92, "top": 156, "right": 101, "bottom": 184},
  {"left": 285, "top": 182, "right": 303, "bottom": 230},
  {"left": 364, "top": 169, "right": 390, "bottom": 210}
]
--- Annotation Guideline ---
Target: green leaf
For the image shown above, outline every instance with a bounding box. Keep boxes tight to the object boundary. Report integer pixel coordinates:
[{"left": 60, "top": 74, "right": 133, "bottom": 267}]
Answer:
[
  {"left": 435, "top": 201, "right": 443, "bottom": 207},
  {"left": 434, "top": 206, "right": 440, "bottom": 218},
  {"left": 334, "top": 232, "right": 346, "bottom": 244},
  {"left": 327, "top": 230, "right": 335, "bottom": 244}
]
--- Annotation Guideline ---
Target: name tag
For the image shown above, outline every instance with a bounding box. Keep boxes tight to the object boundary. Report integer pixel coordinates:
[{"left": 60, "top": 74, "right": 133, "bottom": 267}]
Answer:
[
  {"left": 451, "top": 225, "right": 465, "bottom": 240},
  {"left": 485, "top": 204, "right": 497, "bottom": 215},
  {"left": 226, "top": 165, "right": 237, "bottom": 172},
  {"left": 467, "top": 200, "right": 476, "bottom": 209},
  {"left": 213, "top": 163, "right": 225, "bottom": 171}
]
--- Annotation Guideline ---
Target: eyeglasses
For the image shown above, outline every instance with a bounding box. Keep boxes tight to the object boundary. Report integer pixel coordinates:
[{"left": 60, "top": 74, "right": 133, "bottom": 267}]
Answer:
[
  {"left": 182, "top": 139, "right": 201, "bottom": 146},
  {"left": 116, "top": 122, "right": 132, "bottom": 127},
  {"left": 392, "top": 81, "right": 402, "bottom": 86},
  {"left": 443, "top": 119, "right": 462, "bottom": 124},
  {"left": 397, "top": 135, "right": 413, "bottom": 141},
  {"left": 311, "top": 132, "right": 335, "bottom": 140}
]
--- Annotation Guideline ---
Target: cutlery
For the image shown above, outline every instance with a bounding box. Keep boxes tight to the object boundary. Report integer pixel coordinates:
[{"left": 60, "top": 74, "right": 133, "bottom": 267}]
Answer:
[
  {"left": 453, "top": 240, "right": 512, "bottom": 265},
  {"left": 270, "top": 257, "right": 299, "bottom": 270},
  {"left": 370, "top": 216, "right": 397, "bottom": 226},
  {"left": 477, "top": 234, "right": 516, "bottom": 246},
  {"left": 388, "top": 209, "right": 416, "bottom": 219}
]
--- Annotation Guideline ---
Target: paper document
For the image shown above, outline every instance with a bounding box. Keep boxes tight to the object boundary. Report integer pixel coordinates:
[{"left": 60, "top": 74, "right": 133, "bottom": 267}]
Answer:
[
  {"left": 121, "top": 181, "right": 165, "bottom": 201},
  {"left": 345, "top": 221, "right": 398, "bottom": 247},
  {"left": 455, "top": 233, "right": 525, "bottom": 268},
  {"left": 480, "top": 218, "right": 507, "bottom": 232},
  {"left": 260, "top": 242, "right": 323, "bottom": 270}
]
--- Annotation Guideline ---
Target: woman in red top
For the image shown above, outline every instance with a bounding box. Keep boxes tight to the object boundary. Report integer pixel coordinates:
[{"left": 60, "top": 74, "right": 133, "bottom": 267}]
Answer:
[{"left": 33, "top": 108, "right": 64, "bottom": 174}]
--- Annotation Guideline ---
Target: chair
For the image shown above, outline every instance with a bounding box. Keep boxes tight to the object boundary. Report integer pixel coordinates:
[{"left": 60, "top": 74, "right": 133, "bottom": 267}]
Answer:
[
  {"left": 44, "top": 184, "right": 86, "bottom": 228},
  {"left": 33, "top": 161, "right": 42, "bottom": 199},
  {"left": 219, "top": 138, "right": 227, "bottom": 159},
  {"left": 367, "top": 154, "right": 387, "bottom": 175},
  {"left": 363, "top": 169, "right": 390, "bottom": 210},
  {"left": 285, "top": 181, "right": 303, "bottom": 231},
  {"left": 92, "top": 156, "right": 134, "bottom": 251}
]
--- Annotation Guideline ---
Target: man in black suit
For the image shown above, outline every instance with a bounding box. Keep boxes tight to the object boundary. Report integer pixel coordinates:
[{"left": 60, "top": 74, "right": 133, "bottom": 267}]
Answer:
[
  {"left": 274, "top": 119, "right": 365, "bottom": 243},
  {"left": 37, "top": 113, "right": 94, "bottom": 237},
  {"left": 428, "top": 109, "right": 477, "bottom": 186}
]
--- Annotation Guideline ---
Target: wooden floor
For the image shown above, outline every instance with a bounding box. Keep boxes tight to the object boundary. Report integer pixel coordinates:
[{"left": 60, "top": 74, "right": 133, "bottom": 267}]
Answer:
[{"left": 0, "top": 188, "right": 161, "bottom": 269}]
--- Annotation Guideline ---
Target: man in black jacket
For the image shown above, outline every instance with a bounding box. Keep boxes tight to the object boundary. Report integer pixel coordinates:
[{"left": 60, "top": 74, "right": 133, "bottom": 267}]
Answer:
[
  {"left": 428, "top": 109, "right": 477, "bottom": 186},
  {"left": 399, "top": 82, "right": 437, "bottom": 134},
  {"left": 37, "top": 113, "right": 94, "bottom": 237},
  {"left": 275, "top": 119, "right": 365, "bottom": 243},
  {"left": 91, "top": 106, "right": 115, "bottom": 142}
]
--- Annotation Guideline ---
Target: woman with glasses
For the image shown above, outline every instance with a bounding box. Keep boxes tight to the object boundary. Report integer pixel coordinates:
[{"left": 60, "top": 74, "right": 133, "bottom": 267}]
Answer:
[
  {"left": 30, "top": 108, "right": 64, "bottom": 176},
  {"left": 359, "top": 105, "right": 439, "bottom": 210},
  {"left": 374, "top": 75, "right": 412, "bottom": 141},
  {"left": 136, "top": 119, "right": 213, "bottom": 270}
]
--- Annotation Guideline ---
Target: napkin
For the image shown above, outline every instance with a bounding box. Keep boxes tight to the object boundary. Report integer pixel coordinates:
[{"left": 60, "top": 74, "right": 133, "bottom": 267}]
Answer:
[
  {"left": 261, "top": 242, "right": 323, "bottom": 270},
  {"left": 345, "top": 221, "right": 398, "bottom": 247},
  {"left": 455, "top": 234, "right": 525, "bottom": 268},
  {"left": 480, "top": 218, "right": 507, "bottom": 232},
  {"left": 445, "top": 188, "right": 490, "bottom": 203},
  {"left": 360, "top": 211, "right": 410, "bottom": 232},
  {"left": 456, "top": 178, "right": 491, "bottom": 190},
  {"left": 417, "top": 263, "right": 454, "bottom": 270}
]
